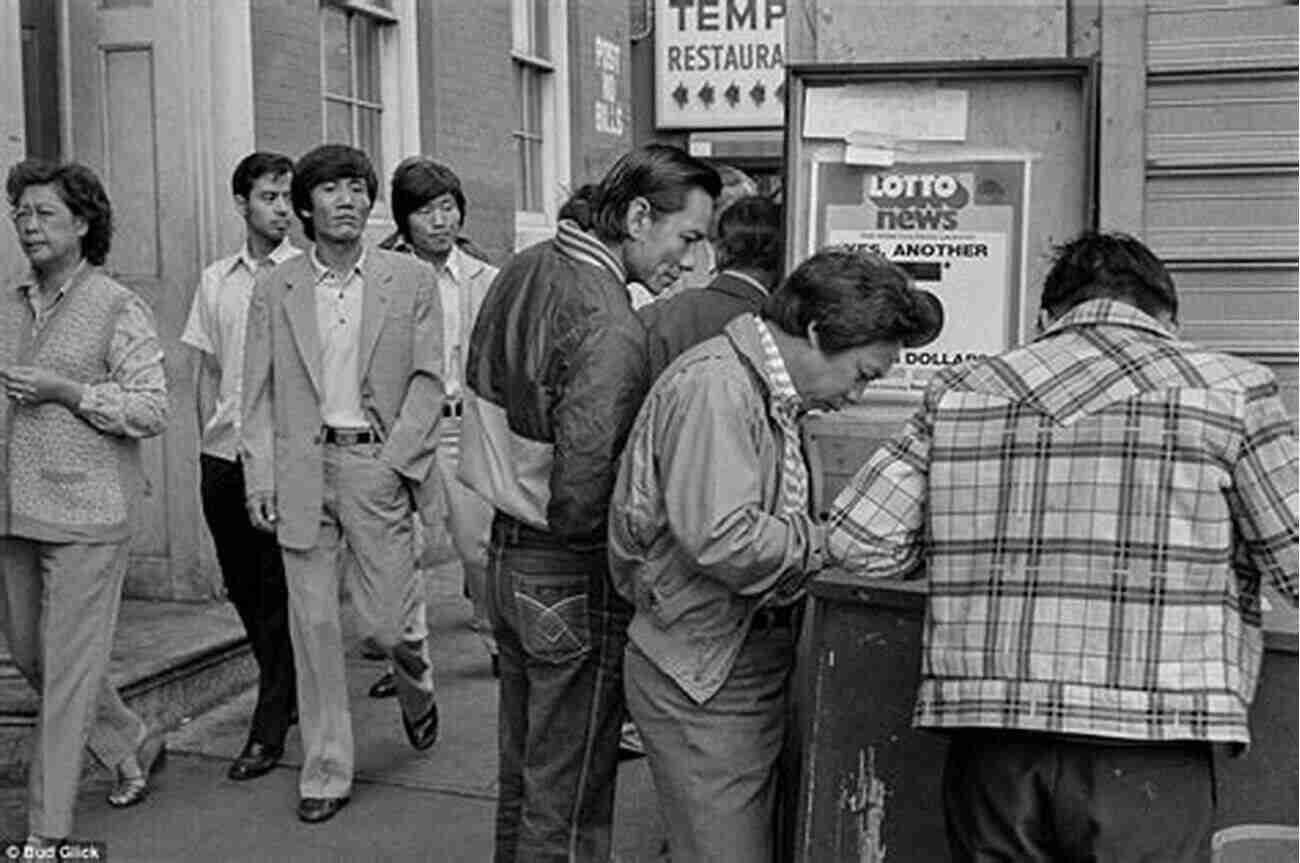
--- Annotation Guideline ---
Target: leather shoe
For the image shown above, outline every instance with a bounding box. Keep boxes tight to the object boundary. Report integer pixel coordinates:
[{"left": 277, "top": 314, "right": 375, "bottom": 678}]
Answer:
[
  {"left": 402, "top": 697, "right": 439, "bottom": 751},
  {"left": 227, "top": 741, "right": 283, "bottom": 781},
  {"left": 368, "top": 671, "right": 397, "bottom": 699},
  {"left": 297, "top": 795, "right": 349, "bottom": 823},
  {"left": 107, "top": 729, "right": 166, "bottom": 807}
]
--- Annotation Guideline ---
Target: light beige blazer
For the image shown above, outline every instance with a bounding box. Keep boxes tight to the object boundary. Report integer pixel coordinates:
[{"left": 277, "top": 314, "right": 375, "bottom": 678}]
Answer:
[{"left": 240, "top": 246, "right": 445, "bottom": 550}]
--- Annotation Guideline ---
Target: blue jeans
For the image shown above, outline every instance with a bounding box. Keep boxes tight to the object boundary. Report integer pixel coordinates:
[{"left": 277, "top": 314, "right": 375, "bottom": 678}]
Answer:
[{"left": 487, "top": 513, "right": 631, "bottom": 863}]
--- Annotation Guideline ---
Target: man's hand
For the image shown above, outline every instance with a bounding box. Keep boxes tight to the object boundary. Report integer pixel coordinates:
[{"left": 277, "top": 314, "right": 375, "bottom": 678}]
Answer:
[
  {"left": 1, "top": 365, "right": 85, "bottom": 409},
  {"left": 246, "top": 490, "right": 279, "bottom": 534}
]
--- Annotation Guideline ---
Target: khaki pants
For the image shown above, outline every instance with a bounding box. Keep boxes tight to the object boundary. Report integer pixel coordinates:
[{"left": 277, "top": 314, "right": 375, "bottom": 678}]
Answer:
[
  {"left": 624, "top": 626, "right": 796, "bottom": 863},
  {"left": 282, "top": 443, "right": 435, "bottom": 800},
  {"left": 0, "top": 538, "right": 145, "bottom": 837}
]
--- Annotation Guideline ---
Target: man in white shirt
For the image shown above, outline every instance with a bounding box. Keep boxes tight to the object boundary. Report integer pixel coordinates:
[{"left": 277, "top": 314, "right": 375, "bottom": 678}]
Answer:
[
  {"left": 181, "top": 152, "right": 300, "bottom": 782},
  {"left": 371, "top": 158, "right": 500, "bottom": 696}
]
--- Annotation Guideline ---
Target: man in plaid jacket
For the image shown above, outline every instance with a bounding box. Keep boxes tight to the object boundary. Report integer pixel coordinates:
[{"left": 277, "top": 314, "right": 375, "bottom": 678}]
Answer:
[{"left": 827, "top": 231, "right": 1298, "bottom": 862}]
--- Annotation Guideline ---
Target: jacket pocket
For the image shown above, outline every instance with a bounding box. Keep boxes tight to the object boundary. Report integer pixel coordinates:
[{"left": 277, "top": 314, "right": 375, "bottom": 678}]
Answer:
[{"left": 511, "top": 571, "right": 591, "bottom": 664}]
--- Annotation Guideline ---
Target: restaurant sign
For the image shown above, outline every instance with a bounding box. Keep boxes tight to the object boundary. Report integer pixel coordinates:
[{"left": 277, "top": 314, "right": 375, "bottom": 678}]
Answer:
[{"left": 655, "top": 0, "right": 786, "bottom": 129}]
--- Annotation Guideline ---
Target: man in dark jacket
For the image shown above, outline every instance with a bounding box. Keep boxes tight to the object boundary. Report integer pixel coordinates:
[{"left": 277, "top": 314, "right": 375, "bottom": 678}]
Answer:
[
  {"left": 460, "top": 145, "right": 720, "bottom": 862},
  {"left": 640, "top": 195, "right": 782, "bottom": 380}
]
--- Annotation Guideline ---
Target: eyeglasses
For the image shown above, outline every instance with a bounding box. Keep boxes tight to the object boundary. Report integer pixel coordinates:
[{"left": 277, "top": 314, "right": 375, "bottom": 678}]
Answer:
[{"left": 10, "top": 206, "right": 65, "bottom": 225}]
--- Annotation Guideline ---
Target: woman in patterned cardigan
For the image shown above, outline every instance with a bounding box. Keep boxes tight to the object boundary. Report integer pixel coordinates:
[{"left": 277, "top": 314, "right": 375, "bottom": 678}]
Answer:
[{"left": 1, "top": 160, "right": 169, "bottom": 851}]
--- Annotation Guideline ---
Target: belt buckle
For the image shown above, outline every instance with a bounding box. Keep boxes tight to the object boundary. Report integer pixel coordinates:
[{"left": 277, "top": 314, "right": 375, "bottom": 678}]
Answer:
[{"left": 327, "top": 427, "right": 372, "bottom": 446}]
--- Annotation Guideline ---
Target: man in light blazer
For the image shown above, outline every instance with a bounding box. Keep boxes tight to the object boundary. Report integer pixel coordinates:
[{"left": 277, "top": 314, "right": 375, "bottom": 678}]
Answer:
[{"left": 240, "top": 144, "right": 444, "bottom": 824}]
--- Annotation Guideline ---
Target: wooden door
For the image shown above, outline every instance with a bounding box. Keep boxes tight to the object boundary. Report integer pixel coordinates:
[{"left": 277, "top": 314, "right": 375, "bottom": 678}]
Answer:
[{"left": 66, "top": 0, "right": 207, "bottom": 597}]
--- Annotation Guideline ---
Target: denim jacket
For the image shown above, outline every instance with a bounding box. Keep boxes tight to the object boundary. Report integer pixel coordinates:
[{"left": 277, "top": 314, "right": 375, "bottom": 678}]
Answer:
[{"left": 608, "top": 314, "right": 826, "bottom": 703}]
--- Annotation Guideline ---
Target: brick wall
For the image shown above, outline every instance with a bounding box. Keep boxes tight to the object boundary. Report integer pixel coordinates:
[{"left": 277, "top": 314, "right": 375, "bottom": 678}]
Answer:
[
  {"left": 251, "top": 0, "right": 321, "bottom": 165},
  {"left": 569, "top": 0, "right": 633, "bottom": 186},
  {"left": 418, "top": 0, "right": 515, "bottom": 264}
]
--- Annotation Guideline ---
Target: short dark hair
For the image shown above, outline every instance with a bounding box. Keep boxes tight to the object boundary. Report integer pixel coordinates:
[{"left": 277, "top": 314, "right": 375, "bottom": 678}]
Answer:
[
  {"left": 588, "top": 145, "right": 722, "bottom": 243},
  {"left": 714, "top": 195, "right": 782, "bottom": 274},
  {"left": 231, "top": 151, "right": 294, "bottom": 199},
  {"left": 291, "top": 144, "right": 378, "bottom": 241},
  {"left": 390, "top": 157, "right": 467, "bottom": 244},
  {"left": 1041, "top": 231, "right": 1178, "bottom": 322},
  {"left": 763, "top": 248, "right": 943, "bottom": 352},
  {"left": 6, "top": 159, "right": 113, "bottom": 266},
  {"left": 558, "top": 183, "right": 599, "bottom": 229}
]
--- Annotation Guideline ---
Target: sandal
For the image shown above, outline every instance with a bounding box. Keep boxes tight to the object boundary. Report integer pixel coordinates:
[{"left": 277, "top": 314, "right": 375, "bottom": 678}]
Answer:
[{"left": 107, "top": 729, "right": 167, "bottom": 808}]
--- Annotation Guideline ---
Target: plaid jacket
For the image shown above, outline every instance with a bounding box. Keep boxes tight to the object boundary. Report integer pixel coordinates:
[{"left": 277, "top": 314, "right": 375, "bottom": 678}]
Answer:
[{"left": 827, "top": 299, "right": 1298, "bottom": 745}]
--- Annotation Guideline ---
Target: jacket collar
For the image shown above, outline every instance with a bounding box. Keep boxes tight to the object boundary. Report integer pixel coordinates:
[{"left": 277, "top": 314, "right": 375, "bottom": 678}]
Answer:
[
  {"left": 723, "top": 313, "right": 776, "bottom": 400},
  {"left": 710, "top": 270, "right": 769, "bottom": 304},
  {"left": 555, "top": 219, "right": 626, "bottom": 284},
  {"left": 230, "top": 237, "right": 298, "bottom": 277},
  {"left": 1037, "top": 298, "right": 1175, "bottom": 342},
  {"left": 443, "top": 242, "right": 490, "bottom": 284}
]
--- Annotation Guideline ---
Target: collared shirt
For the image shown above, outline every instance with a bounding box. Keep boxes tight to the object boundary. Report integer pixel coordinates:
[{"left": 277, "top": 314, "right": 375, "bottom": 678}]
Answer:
[
  {"left": 15, "top": 264, "right": 167, "bottom": 439},
  {"left": 827, "top": 299, "right": 1299, "bottom": 746},
  {"left": 22, "top": 260, "right": 84, "bottom": 333},
  {"left": 754, "top": 317, "right": 812, "bottom": 605},
  {"left": 311, "top": 246, "right": 369, "bottom": 429},
  {"left": 181, "top": 238, "right": 300, "bottom": 459},
  {"left": 433, "top": 244, "right": 469, "bottom": 400},
  {"left": 753, "top": 318, "right": 808, "bottom": 519}
]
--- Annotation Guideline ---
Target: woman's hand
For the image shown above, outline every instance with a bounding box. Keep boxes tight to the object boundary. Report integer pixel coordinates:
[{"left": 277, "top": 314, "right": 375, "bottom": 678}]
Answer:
[{"left": 1, "top": 365, "right": 86, "bottom": 409}]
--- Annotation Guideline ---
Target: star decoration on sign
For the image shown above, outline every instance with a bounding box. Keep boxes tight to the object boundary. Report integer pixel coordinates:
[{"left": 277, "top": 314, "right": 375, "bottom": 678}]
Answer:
[{"left": 670, "top": 79, "right": 783, "bottom": 111}]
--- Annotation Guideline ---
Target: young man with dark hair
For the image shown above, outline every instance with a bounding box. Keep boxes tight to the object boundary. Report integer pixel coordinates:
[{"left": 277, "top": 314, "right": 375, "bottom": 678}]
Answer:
[
  {"left": 363, "top": 157, "right": 500, "bottom": 699},
  {"left": 828, "top": 231, "right": 1298, "bottom": 861},
  {"left": 182, "top": 151, "right": 299, "bottom": 783},
  {"left": 241, "top": 144, "right": 445, "bottom": 824},
  {"left": 609, "top": 248, "right": 941, "bottom": 863},
  {"left": 461, "top": 144, "right": 720, "bottom": 861},
  {"left": 639, "top": 195, "right": 783, "bottom": 379}
]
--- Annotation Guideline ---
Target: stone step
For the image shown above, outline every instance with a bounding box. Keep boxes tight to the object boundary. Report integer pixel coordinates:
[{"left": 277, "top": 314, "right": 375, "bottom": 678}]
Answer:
[{"left": 0, "top": 599, "right": 254, "bottom": 781}]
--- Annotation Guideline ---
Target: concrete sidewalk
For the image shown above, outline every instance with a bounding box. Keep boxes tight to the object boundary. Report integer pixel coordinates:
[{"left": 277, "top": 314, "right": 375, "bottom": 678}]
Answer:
[{"left": 0, "top": 561, "right": 670, "bottom": 862}]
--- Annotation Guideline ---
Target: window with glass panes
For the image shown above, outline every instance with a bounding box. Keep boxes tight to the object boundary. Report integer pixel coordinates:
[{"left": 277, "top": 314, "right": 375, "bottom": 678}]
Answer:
[
  {"left": 321, "top": 1, "right": 394, "bottom": 191},
  {"left": 512, "top": 0, "right": 552, "bottom": 214}
]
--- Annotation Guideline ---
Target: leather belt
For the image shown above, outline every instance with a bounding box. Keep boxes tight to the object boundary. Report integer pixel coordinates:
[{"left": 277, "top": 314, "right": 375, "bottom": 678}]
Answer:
[
  {"left": 442, "top": 400, "right": 463, "bottom": 419},
  {"left": 322, "top": 426, "right": 378, "bottom": 446},
  {"left": 751, "top": 604, "right": 798, "bottom": 632}
]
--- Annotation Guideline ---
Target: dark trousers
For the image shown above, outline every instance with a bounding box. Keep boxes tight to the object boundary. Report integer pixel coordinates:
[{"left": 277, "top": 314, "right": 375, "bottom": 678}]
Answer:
[
  {"left": 487, "top": 513, "right": 632, "bottom": 863},
  {"left": 943, "top": 730, "right": 1214, "bottom": 863},
  {"left": 200, "top": 454, "right": 296, "bottom": 748}
]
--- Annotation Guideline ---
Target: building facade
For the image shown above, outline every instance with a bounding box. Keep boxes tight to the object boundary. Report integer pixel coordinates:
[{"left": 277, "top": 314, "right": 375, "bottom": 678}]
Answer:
[{"left": 2, "top": 0, "right": 633, "bottom": 599}]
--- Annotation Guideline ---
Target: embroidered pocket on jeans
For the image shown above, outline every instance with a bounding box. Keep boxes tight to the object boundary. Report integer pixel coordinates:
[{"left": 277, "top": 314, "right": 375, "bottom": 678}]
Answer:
[{"left": 512, "top": 572, "right": 591, "bottom": 664}]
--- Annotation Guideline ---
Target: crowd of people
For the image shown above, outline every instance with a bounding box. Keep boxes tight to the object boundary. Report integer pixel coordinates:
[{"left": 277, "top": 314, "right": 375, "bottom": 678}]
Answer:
[{"left": 0, "top": 141, "right": 1295, "bottom": 863}]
